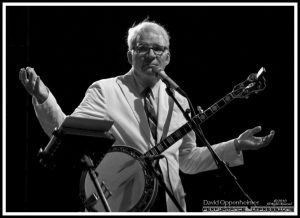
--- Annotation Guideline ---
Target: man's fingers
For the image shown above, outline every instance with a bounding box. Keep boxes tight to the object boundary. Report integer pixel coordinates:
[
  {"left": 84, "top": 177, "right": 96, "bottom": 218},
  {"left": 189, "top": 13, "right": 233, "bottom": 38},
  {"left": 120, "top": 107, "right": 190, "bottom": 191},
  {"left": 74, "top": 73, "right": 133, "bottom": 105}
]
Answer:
[
  {"left": 19, "top": 66, "right": 39, "bottom": 96},
  {"left": 33, "top": 76, "right": 40, "bottom": 94},
  {"left": 28, "top": 71, "right": 36, "bottom": 89},
  {"left": 18, "top": 68, "right": 24, "bottom": 80},
  {"left": 35, "top": 76, "right": 40, "bottom": 84},
  {"left": 27, "top": 67, "right": 36, "bottom": 81},
  {"left": 259, "top": 130, "right": 275, "bottom": 148},
  {"left": 250, "top": 126, "right": 262, "bottom": 136},
  {"left": 19, "top": 68, "right": 28, "bottom": 85},
  {"left": 27, "top": 67, "right": 38, "bottom": 92},
  {"left": 262, "top": 130, "right": 275, "bottom": 144}
]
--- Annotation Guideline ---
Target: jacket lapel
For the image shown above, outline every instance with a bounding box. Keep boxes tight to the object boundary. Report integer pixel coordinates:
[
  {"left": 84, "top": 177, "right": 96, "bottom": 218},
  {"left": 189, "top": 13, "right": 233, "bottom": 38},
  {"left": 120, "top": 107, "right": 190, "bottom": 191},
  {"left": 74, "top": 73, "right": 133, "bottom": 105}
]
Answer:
[{"left": 116, "top": 72, "right": 155, "bottom": 147}]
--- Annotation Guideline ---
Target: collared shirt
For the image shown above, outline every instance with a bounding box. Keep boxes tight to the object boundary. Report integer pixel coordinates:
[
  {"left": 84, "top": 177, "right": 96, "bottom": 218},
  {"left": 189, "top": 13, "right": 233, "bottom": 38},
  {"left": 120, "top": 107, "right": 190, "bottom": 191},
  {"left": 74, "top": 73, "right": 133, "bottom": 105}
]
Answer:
[{"left": 131, "top": 69, "right": 161, "bottom": 116}]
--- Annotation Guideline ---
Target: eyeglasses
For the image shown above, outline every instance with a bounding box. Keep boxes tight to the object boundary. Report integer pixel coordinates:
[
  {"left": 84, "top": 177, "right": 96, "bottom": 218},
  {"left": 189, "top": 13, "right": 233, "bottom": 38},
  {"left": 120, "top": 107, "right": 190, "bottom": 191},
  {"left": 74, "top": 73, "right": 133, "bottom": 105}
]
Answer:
[{"left": 133, "top": 44, "right": 168, "bottom": 56}]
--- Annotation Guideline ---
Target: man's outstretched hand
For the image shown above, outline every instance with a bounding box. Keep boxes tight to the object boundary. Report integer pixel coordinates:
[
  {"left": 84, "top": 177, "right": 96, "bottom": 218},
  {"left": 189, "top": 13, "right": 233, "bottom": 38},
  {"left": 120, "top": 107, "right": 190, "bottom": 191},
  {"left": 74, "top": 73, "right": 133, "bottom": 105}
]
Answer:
[{"left": 19, "top": 67, "right": 49, "bottom": 104}]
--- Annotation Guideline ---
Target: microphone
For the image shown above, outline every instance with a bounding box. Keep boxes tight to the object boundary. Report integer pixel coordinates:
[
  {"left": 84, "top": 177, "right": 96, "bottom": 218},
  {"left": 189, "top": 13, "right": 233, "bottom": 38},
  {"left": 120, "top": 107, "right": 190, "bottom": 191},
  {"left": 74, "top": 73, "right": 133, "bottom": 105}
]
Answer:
[{"left": 153, "top": 67, "right": 187, "bottom": 97}]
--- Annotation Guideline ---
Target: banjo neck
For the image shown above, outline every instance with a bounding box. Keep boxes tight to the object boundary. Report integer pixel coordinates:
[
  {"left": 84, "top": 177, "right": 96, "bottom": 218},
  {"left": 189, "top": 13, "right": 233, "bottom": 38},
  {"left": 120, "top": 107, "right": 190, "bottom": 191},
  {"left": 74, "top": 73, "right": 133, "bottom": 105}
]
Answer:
[
  {"left": 144, "top": 68, "right": 266, "bottom": 157},
  {"left": 144, "top": 91, "right": 235, "bottom": 157}
]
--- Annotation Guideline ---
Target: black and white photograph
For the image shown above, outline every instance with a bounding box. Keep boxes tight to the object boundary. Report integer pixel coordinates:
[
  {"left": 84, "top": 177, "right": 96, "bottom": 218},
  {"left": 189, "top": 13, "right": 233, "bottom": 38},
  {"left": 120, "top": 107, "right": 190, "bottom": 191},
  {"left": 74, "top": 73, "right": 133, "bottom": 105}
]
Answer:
[{"left": 3, "top": 2, "right": 297, "bottom": 215}]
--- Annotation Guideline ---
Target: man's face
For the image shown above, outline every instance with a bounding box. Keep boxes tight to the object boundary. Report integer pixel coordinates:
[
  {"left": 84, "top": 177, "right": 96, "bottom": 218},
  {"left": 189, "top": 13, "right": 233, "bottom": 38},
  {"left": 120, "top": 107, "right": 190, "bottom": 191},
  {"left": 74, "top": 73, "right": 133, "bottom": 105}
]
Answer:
[{"left": 128, "top": 30, "right": 170, "bottom": 86}]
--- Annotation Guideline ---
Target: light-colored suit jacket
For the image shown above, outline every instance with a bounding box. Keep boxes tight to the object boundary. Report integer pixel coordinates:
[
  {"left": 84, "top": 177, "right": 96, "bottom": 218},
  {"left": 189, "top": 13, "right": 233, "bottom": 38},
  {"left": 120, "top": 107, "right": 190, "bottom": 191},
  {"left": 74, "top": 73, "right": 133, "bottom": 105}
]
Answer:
[{"left": 33, "top": 70, "right": 243, "bottom": 212}]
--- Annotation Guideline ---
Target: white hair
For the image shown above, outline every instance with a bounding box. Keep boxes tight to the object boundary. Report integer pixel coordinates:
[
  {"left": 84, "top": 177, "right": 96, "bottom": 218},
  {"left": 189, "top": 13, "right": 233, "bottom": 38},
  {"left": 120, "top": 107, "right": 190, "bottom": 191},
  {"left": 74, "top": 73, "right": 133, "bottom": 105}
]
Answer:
[{"left": 127, "top": 20, "right": 170, "bottom": 50}]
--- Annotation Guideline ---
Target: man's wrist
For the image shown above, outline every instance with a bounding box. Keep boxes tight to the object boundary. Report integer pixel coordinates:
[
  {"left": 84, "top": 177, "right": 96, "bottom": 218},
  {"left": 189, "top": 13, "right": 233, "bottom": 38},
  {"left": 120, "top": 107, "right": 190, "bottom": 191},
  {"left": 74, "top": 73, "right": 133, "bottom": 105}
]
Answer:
[
  {"left": 234, "top": 138, "right": 241, "bottom": 154},
  {"left": 35, "top": 88, "right": 49, "bottom": 104}
]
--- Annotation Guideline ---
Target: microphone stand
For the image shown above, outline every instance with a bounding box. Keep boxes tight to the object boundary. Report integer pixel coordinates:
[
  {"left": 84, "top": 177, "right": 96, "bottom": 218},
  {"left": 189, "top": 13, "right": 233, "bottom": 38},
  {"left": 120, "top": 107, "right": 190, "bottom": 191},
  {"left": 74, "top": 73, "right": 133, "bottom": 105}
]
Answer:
[
  {"left": 81, "top": 155, "right": 112, "bottom": 212},
  {"left": 165, "top": 87, "right": 256, "bottom": 206}
]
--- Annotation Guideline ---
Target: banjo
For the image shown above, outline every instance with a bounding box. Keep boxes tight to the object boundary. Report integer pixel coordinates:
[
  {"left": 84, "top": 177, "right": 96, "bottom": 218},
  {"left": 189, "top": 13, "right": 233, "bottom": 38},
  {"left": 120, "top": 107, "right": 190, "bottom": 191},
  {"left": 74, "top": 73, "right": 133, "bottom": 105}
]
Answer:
[{"left": 80, "top": 68, "right": 266, "bottom": 212}]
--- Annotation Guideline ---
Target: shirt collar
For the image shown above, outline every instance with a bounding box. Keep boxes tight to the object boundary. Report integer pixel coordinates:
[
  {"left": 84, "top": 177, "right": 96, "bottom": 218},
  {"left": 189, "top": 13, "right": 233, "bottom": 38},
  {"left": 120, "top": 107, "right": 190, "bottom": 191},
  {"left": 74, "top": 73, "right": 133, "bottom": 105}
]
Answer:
[{"left": 130, "top": 68, "right": 161, "bottom": 99}]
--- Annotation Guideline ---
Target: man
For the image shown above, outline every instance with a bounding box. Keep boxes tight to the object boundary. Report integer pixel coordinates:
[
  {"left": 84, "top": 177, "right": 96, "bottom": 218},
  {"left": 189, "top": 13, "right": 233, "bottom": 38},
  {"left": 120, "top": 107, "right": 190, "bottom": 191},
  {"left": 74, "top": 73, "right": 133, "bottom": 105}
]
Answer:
[{"left": 19, "top": 20, "right": 275, "bottom": 212}]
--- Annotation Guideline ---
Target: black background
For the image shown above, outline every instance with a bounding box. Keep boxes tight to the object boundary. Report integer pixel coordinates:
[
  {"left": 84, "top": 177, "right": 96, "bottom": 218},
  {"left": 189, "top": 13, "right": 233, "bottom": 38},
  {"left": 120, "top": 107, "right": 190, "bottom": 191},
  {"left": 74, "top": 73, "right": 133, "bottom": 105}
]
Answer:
[{"left": 5, "top": 5, "right": 295, "bottom": 212}]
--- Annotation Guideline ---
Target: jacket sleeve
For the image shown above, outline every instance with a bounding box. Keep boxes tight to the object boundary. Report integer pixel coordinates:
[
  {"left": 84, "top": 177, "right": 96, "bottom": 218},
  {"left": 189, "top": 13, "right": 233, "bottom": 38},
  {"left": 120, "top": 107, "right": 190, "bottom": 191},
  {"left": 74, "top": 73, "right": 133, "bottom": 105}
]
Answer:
[
  {"left": 32, "top": 91, "right": 67, "bottom": 138},
  {"left": 179, "top": 130, "right": 244, "bottom": 174},
  {"left": 32, "top": 81, "right": 107, "bottom": 138},
  {"left": 177, "top": 97, "right": 244, "bottom": 174}
]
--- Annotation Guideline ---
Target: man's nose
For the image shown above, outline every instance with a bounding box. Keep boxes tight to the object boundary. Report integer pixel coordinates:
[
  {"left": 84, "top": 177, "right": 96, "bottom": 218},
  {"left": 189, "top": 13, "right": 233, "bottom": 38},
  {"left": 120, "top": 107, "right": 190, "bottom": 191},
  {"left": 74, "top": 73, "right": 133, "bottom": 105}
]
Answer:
[{"left": 147, "top": 48, "right": 156, "bottom": 57}]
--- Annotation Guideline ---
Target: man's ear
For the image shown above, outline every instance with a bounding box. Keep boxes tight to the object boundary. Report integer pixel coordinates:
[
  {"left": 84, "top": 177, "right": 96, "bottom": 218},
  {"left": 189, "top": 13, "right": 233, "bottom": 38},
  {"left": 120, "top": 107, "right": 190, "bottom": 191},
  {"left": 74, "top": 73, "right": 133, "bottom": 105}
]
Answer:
[
  {"left": 165, "top": 51, "right": 171, "bottom": 66},
  {"left": 127, "top": 51, "right": 133, "bottom": 65}
]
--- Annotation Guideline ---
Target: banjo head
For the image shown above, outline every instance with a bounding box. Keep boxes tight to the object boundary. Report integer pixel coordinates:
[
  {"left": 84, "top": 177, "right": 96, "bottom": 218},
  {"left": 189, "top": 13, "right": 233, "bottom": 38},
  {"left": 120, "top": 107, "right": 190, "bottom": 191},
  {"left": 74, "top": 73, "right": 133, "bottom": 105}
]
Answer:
[{"left": 80, "top": 146, "right": 158, "bottom": 212}]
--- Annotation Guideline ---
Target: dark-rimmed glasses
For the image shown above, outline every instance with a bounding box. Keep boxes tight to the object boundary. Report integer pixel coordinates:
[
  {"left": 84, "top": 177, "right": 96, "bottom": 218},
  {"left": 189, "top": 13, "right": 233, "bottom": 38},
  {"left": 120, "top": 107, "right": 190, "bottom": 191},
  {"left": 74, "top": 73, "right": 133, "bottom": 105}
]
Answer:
[{"left": 133, "top": 44, "right": 168, "bottom": 56}]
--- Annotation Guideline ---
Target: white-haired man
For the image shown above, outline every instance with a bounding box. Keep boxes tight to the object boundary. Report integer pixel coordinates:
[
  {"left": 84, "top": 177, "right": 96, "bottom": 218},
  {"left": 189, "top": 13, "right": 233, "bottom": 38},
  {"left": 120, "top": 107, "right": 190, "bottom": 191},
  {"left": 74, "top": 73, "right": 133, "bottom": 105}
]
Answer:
[{"left": 19, "top": 20, "right": 275, "bottom": 212}]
